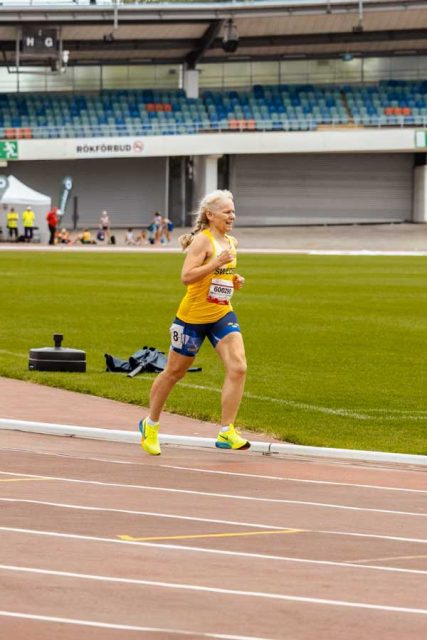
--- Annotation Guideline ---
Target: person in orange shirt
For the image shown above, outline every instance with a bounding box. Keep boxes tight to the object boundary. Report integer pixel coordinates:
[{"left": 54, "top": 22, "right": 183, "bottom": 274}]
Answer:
[
  {"left": 138, "top": 189, "right": 249, "bottom": 456},
  {"left": 46, "top": 206, "right": 59, "bottom": 245}
]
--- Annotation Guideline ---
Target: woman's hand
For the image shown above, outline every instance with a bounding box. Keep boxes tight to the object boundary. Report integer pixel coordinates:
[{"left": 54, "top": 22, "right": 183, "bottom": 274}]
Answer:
[
  {"left": 233, "top": 274, "right": 245, "bottom": 290},
  {"left": 216, "top": 249, "right": 234, "bottom": 267}
]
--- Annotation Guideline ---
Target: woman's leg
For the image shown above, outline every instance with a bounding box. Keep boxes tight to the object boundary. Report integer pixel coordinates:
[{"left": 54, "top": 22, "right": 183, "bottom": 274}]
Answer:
[
  {"left": 148, "top": 349, "right": 195, "bottom": 422},
  {"left": 215, "top": 332, "right": 247, "bottom": 426}
]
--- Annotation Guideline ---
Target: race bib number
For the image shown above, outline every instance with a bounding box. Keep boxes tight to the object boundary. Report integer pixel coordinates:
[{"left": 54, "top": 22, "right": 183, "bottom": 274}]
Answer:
[
  {"left": 207, "top": 278, "right": 234, "bottom": 305},
  {"left": 170, "top": 323, "right": 184, "bottom": 348}
]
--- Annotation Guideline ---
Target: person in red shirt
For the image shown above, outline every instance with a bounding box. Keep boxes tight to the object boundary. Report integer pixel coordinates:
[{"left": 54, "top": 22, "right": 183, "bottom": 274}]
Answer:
[{"left": 46, "top": 207, "right": 59, "bottom": 245}]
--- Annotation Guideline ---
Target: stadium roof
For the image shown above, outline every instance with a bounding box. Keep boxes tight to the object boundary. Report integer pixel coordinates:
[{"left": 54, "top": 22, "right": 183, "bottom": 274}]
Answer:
[{"left": 0, "top": 0, "right": 427, "bottom": 68}]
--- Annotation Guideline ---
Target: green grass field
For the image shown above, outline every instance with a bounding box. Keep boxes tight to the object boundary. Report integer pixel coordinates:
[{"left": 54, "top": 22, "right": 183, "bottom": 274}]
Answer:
[{"left": 0, "top": 251, "right": 426, "bottom": 454}]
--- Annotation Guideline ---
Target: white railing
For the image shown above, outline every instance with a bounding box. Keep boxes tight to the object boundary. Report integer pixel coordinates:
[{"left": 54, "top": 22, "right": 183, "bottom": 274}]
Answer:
[{"left": 0, "top": 120, "right": 317, "bottom": 139}]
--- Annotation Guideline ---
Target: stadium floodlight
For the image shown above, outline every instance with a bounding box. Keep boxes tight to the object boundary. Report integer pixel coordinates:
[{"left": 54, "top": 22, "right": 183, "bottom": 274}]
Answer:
[{"left": 222, "top": 20, "right": 239, "bottom": 54}]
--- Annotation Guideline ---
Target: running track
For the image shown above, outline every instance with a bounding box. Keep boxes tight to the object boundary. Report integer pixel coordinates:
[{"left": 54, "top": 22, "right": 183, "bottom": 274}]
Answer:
[{"left": 0, "top": 430, "right": 426, "bottom": 640}]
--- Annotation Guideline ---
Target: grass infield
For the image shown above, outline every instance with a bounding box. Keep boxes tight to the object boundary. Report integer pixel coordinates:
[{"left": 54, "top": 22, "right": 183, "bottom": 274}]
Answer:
[{"left": 0, "top": 251, "right": 425, "bottom": 455}]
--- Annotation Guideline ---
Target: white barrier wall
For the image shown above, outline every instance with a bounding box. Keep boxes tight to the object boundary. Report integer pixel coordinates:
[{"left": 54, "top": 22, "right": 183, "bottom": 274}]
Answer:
[{"left": 6, "top": 128, "right": 425, "bottom": 161}]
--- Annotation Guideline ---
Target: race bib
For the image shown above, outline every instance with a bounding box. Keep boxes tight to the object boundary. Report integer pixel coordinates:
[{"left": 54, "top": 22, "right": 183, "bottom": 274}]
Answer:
[
  {"left": 170, "top": 323, "right": 184, "bottom": 348},
  {"left": 207, "top": 278, "right": 234, "bottom": 305}
]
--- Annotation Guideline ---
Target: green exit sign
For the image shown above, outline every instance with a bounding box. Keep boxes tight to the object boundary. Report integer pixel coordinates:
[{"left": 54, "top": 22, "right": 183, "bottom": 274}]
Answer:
[
  {"left": 0, "top": 140, "right": 18, "bottom": 160},
  {"left": 415, "top": 131, "right": 427, "bottom": 148}
]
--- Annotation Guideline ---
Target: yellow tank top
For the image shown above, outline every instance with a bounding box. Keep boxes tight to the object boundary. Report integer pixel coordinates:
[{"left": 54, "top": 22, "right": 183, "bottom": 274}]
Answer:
[{"left": 176, "top": 229, "right": 237, "bottom": 324}]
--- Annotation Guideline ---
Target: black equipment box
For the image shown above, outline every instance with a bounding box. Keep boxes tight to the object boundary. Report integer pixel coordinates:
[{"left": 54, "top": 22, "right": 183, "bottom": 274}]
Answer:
[{"left": 29, "top": 334, "right": 86, "bottom": 373}]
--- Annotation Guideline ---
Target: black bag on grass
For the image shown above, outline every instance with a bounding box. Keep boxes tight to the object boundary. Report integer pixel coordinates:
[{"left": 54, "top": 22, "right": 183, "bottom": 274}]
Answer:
[{"left": 105, "top": 346, "right": 201, "bottom": 378}]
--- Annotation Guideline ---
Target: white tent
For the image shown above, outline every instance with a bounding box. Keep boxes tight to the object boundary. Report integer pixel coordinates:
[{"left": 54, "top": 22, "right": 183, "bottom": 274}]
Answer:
[{"left": 1, "top": 175, "right": 51, "bottom": 243}]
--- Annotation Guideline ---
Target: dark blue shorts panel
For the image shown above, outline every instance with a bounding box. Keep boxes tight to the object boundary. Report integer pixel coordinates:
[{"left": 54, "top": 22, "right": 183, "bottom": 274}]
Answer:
[
  {"left": 205, "top": 311, "right": 241, "bottom": 349},
  {"left": 170, "top": 311, "right": 241, "bottom": 357}
]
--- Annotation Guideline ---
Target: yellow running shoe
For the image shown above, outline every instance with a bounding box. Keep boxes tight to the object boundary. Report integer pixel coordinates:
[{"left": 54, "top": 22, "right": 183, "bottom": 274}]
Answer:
[
  {"left": 139, "top": 418, "right": 161, "bottom": 456},
  {"left": 215, "top": 424, "right": 251, "bottom": 450}
]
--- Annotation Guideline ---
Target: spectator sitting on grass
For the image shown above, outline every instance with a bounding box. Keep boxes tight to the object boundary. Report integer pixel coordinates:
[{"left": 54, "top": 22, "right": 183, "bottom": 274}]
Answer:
[
  {"left": 57, "top": 228, "right": 72, "bottom": 244},
  {"left": 136, "top": 229, "right": 147, "bottom": 245},
  {"left": 74, "top": 229, "right": 96, "bottom": 245},
  {"left": 125, "top": 228, "right": 137, "bottom": 246}
]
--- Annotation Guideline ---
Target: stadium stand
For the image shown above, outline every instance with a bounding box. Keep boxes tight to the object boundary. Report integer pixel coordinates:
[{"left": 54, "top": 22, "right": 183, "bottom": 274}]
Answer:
[
  {"left": 343, "top": 80, "right": 427, "bottom": 127},
  {"left": 0, "top": 81, "right": 426, "bottom": 140}
]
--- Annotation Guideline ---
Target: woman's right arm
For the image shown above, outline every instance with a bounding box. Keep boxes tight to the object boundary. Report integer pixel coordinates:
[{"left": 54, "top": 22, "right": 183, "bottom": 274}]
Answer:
[{"left": 181, "top": 234, "right": 233, "bottom": 286}]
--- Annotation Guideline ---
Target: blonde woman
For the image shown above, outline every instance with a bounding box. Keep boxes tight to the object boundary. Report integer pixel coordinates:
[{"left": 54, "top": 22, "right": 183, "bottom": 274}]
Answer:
[{"left": 139, "top": 189, "right": 250, "bottom": 455}]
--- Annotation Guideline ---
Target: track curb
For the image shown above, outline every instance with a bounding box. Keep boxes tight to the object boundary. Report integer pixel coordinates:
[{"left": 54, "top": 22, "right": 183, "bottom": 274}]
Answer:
[{"left": 1, "top": 418, "right": 426, "bottom": 467}]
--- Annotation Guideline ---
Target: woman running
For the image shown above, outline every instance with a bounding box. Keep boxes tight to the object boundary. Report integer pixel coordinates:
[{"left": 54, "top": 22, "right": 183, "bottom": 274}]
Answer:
[{"left": 139, "top": 189, "right": 250, "bottom": 455}]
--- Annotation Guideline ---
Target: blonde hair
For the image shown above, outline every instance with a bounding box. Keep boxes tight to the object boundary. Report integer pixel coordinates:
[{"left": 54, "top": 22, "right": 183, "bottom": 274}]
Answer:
[{"left": 179, "top": 189, "right": 234, "bottom": 251}]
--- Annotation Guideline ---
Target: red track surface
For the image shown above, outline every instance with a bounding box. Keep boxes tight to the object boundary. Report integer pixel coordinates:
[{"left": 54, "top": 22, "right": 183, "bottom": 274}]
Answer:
[
  {"left": 1, "top": 378, "right": 426, "bottom": 639},
  {"left": 1, "top": 426, "right": 427, "bottom": 640}
]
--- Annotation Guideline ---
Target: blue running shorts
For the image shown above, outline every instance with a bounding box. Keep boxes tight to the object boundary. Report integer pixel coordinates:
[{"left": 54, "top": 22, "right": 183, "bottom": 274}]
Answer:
[{"left": 170, "top": 311, "right": 241, "bottom": 357}]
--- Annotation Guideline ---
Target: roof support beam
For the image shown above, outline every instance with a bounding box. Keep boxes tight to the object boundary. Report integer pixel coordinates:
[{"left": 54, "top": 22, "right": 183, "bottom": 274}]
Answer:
[
  {"left": 210, "top": 28, "right": 427, "bottom": 50},
  {"left": 185, "top": 19, "right": 224, "bottom": 69},
  {"left": 0, "top": 28, "right": 423, "bottom": 55}
]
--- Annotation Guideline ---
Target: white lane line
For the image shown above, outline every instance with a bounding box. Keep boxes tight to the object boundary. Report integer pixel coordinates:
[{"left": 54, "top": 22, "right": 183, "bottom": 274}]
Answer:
[
  {"left": 0, "top": 350, "right": 26, "bottom": 358},
  {"left": 2, "top": 449, "right": 425, "bottom": 494},
  {"left": 174, "top": 380, "right": 371, "bottom": 420},
  {"left": 385, "top": 416, "right": 427, "bottom": 421},
  {"left": 0, "top": 498, "right": 285, "bottom": 530},
  {"left": 315, "top": 529, "right": 427, "bottom": 545},
  {"left": 364, "top": 409, "right": 427, "bottom": 415},
  {"left": 350, "top": 554, "right": 427, "bottom": 565},
  {"left": 0, "top": 448, "right": 141, "bottom": 466},
  {"left": 132, "top": 375, "right": 371, "bottom": 420},
  {"left": 161, "top": 465, "right": 427, "bottom": 494},
  {"left": 2, "top": 246, "right": 426, "bottom": 256},
  {"left": 1, "top": 449, "right": 425, "bottom": 489},
  {"left": 2, "top": 498, "right": 427, "bottom": 546},
  {"left": 174, "top": 382, "right": 427, "bottom": 422},
  {"left": 1, "top": 527, "right": 427, "bottom": 576},
  {"left": 0, "top": 610, "right": 269, "bottom": 640},
  {"left": 0, "top": 565, "right": 426, "bottom": 617},
  {"left": 0, "top": 471, "right": 425, "bottom": 518}
]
